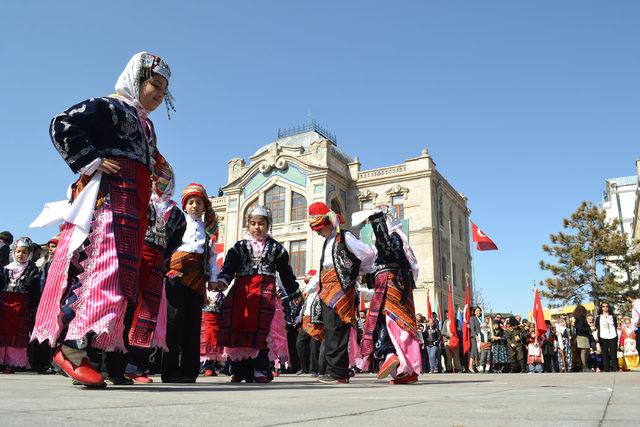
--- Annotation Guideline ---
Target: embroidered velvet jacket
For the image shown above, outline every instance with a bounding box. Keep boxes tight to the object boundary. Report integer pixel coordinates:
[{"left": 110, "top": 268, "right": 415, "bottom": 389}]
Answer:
[
  {"left": 50, "top": 97, "right": 157, "bottom": 173},
  {"left": 369, "top": 212, "right": 416, "bottom": 300},
  {"left": 218, "top": 237, "right": 301, "bottom": 298}
]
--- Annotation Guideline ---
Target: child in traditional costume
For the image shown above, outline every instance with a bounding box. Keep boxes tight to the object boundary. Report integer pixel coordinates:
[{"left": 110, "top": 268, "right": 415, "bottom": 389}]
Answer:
[
  {"left": 0, "top": 237, "right": 41, "bottom": 373},
  {"left": 307, "top": 202, "right": 375, "bottom": 384},
  {"left": 200, "top": 290, "right": 224, "bottom": 377},
  {"left": 618, "top": 316, "right": 639, "bottom": 371},
  {"left": 354, "top": 206, "right": 422, "bottom": 384},
  {"left": 526, "top": 331, "right": 544, "bottom": 373},
  {"left": 120, "top": 179, "right": 186, "bottom": 383},
  {"left": 212, "top": 205, "right": 301, "bottom": 383},
  {"left": 161, "top": 183, "right": 218, "bottom": 383},
  {"left": 31, "top": 52, "right": 175, "bottom": 387}
]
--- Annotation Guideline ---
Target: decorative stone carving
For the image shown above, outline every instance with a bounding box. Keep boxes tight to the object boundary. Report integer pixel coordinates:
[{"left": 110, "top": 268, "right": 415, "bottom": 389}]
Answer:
[
  {"left": 386, "top": 184, "right": 409, "bottom": 199},
  {"left": 258, "top": 157, "right": 288, "bottom": 174},
  {"left": 357, "top": 189, "right": 378, "bottom": 202}
]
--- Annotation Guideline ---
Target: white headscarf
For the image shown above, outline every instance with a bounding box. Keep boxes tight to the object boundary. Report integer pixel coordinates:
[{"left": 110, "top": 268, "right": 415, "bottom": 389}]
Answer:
[
  {"left": 114, "top": 51, "right": 174, "bottom": 117},
  {"left": 6, "top": 237, "right": 33, "bottom": 281}
]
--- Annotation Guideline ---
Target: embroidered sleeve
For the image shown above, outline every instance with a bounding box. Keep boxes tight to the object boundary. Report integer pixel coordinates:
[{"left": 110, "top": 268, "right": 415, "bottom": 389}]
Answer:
[
  {"left": 369, "top": 212, "right": 403, "bottom": 262},
  {"left": 275, "top": 248, "right": 301, "bottom": 298},
  {"left": 217, "top": 242, "right": 243, "bottom": 286},
  {"left": 50, "top": 98, "right": 109, "bottom": 173}
]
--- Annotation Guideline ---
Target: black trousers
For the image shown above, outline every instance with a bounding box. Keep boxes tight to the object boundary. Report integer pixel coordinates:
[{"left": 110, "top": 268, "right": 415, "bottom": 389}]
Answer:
[
  {"left": 600, "top": 337, "right": 618, "bottom": 372},
  {"left": 543, "top": 352, "right": 559, "bottom": 372},
  {"left": 320, "top": 300, "right": 350, "bottom": 380},
  {"left": 296, "top": 327, "right": 323, "bottom": 374},
  {"left": 317, "top": 340, "right": 327, "bottom": 375},
  {"left": 30, "top": 340, "right": 52, "bottom": 372},
  {"left": 162, "top": 280, "right": 202, "bottom": 381},
  {"left": 103, "top": 305, "right": 135, "bottom": 379},
  {"left": 296, "top": 327, "right": 311, "bottom": 373}
]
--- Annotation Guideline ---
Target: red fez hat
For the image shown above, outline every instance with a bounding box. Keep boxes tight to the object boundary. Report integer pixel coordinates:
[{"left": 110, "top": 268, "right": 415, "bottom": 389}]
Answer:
[{"left": 181, "top": 183, "right": 211, "bottom": 210}]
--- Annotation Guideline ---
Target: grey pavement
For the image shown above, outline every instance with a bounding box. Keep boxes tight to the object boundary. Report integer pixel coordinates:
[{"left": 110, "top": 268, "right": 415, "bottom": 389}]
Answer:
[{"left": 0, "top": 372, "right": 637, "bottom": 426}]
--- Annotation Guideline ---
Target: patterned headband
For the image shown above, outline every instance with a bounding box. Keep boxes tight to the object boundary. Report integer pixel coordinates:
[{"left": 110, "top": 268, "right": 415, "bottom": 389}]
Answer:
[
  {"left": 140, "top": 53, "right": 176, "bottom": 118},
  {"left": 15, "top": 237, "right": 33, "bottom": 249},
  {"left": 247, "top": 205, "right": 272, "bottom": 223}
]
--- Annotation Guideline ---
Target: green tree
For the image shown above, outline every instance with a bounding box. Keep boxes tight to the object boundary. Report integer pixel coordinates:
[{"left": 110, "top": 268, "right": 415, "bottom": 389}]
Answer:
[{"left": 539, "top": 201, "right": 636, "bottom": 307}]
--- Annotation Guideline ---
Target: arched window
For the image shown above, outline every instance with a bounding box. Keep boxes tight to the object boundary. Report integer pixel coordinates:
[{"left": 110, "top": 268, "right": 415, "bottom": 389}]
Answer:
[
  {"left": 265, "top": 185, "right": 285, "bottom": 224},
  {"left": 290, "top": 240, "right": 307, "bottom": 276},
  {"left": 290, "top": 191, "right": 307, "bottom": 222},
  {"left": 391, "top": 195, "right": 404, "bottom": 219}
]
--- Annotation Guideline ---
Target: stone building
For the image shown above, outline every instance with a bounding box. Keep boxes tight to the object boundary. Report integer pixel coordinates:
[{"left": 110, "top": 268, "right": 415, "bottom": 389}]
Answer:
[
  {"left": 602, "top": 174, "right": 638, "bottom": 284},
  {"left": 210, "top": 122, "right": 472, "bottom": 313}
]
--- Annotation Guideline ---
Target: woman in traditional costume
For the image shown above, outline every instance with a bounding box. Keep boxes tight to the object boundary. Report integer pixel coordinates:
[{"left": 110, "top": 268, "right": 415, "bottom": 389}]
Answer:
[
  {"left": 212, "top": 206, "right": 301, "bottom": 383},
  {"left": 355, "top": 206, "right": 422, "bottom": 384},
  {"left": 0, "top": 238, "right": 41, "bottom": 373},
  {"left": 31, "top": 51, "right": 175, "bottom": 387}
]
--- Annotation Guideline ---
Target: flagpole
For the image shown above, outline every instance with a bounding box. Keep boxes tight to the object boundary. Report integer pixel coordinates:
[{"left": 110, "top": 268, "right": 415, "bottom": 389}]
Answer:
[
  {"left": 469, "top": 215, "right": 477, "bottom": 310},
  {"left": 448, "top": 219, "right": 454, "bottom": 290}
]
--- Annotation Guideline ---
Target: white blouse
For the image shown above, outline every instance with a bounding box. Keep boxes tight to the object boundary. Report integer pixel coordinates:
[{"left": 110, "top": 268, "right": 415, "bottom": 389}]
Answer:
[
  {"left": 176, "top": 214, "right": 218, "bottom": 280},
  {"left": 598, "top": 315, "right": 617, "bottom": 340}
]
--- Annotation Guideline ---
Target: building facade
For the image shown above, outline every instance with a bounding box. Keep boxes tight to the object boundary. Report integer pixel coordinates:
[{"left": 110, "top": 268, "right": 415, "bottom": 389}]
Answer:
[
  {"left": 210, "top": 123, "right": 472, "bottom": 314},
  {"left": 602, "top": 174, "right": 638, "bottom": 283}
]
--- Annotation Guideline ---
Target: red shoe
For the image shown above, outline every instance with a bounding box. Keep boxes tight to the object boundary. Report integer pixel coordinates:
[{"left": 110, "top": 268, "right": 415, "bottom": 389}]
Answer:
[
  {"left": 3, "top": 367, "right": 15, "bottom": 374},
  {"left": 254, "top": 376, "right": 270, "bottom": 383},
  {"left": 203, "top": 369, "right": 214, "bottom": 377},
  {"left": 52, "top": 347, "right": 105, "bottom": 387},
  {"left": 389, "top": 373, "right": 419, "bottom": 385},
  {"left": 272, "top": 371, "right": 280, "bottom": 377},
  {"left": 377, "top": 354, "right": 400, "bottom": 379},
  {"left": 125, "top": 373, "right": 153, "bottom": 384}
]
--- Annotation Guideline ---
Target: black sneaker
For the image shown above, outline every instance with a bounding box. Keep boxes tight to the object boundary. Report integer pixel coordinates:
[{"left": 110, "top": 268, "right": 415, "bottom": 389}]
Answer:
[{"left": 106, "top": 376, "right": 134, "bottom": 385}]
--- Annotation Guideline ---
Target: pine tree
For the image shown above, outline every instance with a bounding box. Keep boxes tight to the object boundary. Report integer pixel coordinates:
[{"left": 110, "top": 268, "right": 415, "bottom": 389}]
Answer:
[{"left": 539, "top": 201, "right": 635, "bottom": 307}]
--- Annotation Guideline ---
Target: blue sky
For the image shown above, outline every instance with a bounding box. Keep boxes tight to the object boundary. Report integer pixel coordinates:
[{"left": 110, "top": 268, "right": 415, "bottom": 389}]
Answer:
[{"left": 2, "top": 1, "right": 639, "bottom": 317}]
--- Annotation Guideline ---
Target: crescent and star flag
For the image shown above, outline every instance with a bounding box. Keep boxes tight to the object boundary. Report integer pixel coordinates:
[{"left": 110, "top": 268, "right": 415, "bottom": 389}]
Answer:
[
  {"left": 471, "top": 222, "right": 498, "bottom": 251},
  {"left": 215, "top": 243, "right": 225, "bottom": 270},
  {"left": 533, "top": 287, "right": 546, "bottom": 338},
  {"left": 426, "top": 293, "right": 433, "bottom": 320},
  {"left": 462, "top": 283, "right": 471, "bottom": 355},
  {"left": 447, "top": 283, "right": 459, "bottom": 348}
]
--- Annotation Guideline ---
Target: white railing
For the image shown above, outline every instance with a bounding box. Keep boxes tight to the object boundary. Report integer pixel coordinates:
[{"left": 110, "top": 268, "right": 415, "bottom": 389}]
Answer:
[{"left": 358, "top": 164, "right": 406, "bottom": 179}]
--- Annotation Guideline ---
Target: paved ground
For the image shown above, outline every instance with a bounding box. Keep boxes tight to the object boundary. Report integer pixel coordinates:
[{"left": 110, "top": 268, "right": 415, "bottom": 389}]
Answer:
[{"left": 0, "top": 372, "right": 637, "bottom": 426}]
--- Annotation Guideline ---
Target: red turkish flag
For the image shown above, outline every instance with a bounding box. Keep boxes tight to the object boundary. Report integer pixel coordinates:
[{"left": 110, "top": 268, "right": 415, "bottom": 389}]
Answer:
[
  {"left": 447, "top": 283, "right": 459, "bottom": 348},
  {"left": 471, "top": 222, "right": 498, "bottom": 251},
  {"left": 462, "top": 283, "right": 471, "bottom": 354},
  {"left": 426, "top": 293, "right": 433, "bottom": 320},
  {"left": 215, "top": 243, "right": 225, "bottom": 270},
  {"left": 533, "top": 288, "right": 546, "bottom": 338}
]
